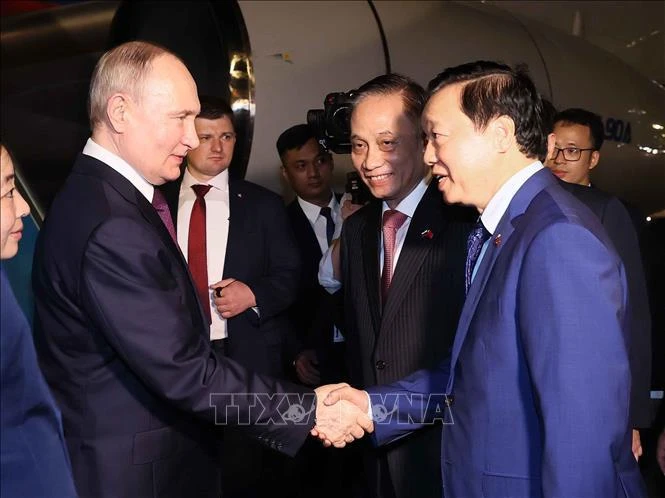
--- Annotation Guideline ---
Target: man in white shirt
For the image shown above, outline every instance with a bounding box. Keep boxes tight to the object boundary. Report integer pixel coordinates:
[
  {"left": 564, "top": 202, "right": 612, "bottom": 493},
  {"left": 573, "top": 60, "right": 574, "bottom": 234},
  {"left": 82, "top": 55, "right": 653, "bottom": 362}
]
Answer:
[
  {"left": 278, "top": 124, "right": 346, "bottom": 387},
  {"left": 317, "top": 74, "right": 474, "bottom": 498},
  {"left": 161, "top": 95, "right": 305, "bottom": 498}
]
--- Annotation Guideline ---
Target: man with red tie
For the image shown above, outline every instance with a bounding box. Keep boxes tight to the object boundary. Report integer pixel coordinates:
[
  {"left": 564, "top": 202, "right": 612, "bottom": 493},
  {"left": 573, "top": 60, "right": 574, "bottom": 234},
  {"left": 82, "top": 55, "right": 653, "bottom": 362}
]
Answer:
[
  {"left": 318, "top": 74, "right": 474, "bottom": 498},
  {"left": 161, "top": 95, "right": 302, "bottom": 498}
]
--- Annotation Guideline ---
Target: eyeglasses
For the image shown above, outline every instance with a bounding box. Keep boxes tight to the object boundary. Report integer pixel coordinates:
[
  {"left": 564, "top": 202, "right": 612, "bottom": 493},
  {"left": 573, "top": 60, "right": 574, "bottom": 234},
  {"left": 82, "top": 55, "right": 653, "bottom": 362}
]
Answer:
[{"left": 550, "top": 146, "right": 595, "bottom": 162}]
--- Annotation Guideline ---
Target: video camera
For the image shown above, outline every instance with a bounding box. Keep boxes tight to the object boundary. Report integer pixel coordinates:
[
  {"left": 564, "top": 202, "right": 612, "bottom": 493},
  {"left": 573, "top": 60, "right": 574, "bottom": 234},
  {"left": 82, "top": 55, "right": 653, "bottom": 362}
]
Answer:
[
  {"left": 306, "top": 91, "right": 355, "bottom": 155},
  {"left": 307, "top": 91, "right": 372, "bottom": 205}
]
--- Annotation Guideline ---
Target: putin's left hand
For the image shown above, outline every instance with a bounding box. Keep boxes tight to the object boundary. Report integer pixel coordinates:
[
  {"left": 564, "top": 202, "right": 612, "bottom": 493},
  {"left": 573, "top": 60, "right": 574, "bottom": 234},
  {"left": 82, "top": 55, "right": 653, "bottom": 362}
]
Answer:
[{"left": 211, "top": 278, "right": 256, "bottom": 318}]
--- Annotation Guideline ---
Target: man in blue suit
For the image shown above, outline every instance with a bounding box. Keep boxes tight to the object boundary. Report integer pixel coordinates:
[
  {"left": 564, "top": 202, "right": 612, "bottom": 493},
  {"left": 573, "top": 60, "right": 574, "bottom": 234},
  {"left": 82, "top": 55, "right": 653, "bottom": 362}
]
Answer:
[{"left": 319, "top": 61, "right": 646, "bottom": 497}]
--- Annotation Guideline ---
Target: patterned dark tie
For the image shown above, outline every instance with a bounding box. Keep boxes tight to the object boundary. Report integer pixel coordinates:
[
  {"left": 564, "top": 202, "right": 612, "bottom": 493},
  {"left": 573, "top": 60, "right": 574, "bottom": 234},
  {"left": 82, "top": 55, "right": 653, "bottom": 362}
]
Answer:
[
  {"left": 188, "top": 184, "right": 212, "bottom": 324},
  {"left": 151, "top": 188, "right": 177, "bottom": 244},
  {"left": 320, "top": 206, "right": 335, "bottom": 246},
  {"left": 465, "top": 219, "right": 491, "bottom": 294},
  {"left": 381, "top": 209, "right": 408, "bottom": 303}
]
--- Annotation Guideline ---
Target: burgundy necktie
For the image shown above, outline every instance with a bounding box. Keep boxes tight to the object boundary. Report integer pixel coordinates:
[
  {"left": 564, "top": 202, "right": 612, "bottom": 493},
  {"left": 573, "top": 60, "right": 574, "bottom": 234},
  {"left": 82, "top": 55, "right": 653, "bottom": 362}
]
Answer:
[
  {"left": 381, "top": 209, "right": 408, "bottom": 303},
  {"left": 152, "top": 188, "right": 177, "bottom": 244},
  {"left": 188, "top": 184, "right": 212, "bottom": 324}
]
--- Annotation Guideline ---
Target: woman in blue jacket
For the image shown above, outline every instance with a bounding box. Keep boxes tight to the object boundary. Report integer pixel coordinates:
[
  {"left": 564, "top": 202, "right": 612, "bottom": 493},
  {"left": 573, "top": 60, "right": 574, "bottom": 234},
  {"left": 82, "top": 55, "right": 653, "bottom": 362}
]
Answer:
[{"left": 0, "top": 143, "right": 78, "bottom": 497}]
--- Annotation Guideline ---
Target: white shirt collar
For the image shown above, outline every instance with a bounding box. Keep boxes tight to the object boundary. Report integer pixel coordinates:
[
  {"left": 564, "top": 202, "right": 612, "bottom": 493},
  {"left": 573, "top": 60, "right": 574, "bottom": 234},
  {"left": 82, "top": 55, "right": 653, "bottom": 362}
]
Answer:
[
  {"left": 181, "top": 167, "right": 229, "bottom": 192},
  {"left": 297, "top": 192, "right": 338, "bottom": 224},
  {"left": 381, "top": 178, "right": 429, "bottom": 218},
  {"left": 481, "top": 161, "right": 543, "bottom": 234},
  {"left": 82, "top": 138, "right": 154, "bottom": 202}
]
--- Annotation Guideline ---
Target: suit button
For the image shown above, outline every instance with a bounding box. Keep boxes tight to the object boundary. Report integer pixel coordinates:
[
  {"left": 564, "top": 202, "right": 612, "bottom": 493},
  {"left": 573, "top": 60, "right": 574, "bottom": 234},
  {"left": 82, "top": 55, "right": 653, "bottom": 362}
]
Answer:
[
  {"left": 445, "top": 395, "right": 455, "bottom": 406},
  {"left": 375, "top": 360, "right": 386, "bottom": 370}
]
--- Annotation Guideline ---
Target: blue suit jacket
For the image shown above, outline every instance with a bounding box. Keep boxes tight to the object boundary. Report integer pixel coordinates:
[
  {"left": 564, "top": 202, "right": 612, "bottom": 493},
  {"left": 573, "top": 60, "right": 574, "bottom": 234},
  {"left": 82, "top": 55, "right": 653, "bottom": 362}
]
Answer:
[
  {"left": 1, "top": 268, "right": 77, "bottom": 498},
  {"left": 368, "top": 169, "right": 646, "bottom": 498}
]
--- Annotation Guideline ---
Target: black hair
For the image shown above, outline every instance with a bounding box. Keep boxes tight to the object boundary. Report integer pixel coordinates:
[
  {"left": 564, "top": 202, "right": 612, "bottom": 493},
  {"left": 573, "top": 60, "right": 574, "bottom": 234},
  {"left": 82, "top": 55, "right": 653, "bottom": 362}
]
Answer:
[
  {"left": 553, "top": 108, "right": 605, "bottom": 150},
  {"left": 198, "top": 95, "right": 234, "bottom": 124},
  {"left": 428, "top": 60, "right": 547, "bottom": 159},
  {"left": 276, "top": 124, "right": 319, "bottom": 160},
  {"left": 353, "top": 73, "right": 427, "bottom": 131}
]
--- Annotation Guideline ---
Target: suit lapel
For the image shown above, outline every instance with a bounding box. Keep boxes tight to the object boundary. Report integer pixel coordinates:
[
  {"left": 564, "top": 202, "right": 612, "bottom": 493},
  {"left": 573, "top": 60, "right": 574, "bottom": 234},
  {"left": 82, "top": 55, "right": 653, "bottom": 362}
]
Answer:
[
  {"left": 77, "top": 157, "right": 209, "bottom": 333},
  {"left": 290, "top": 202, "right": 323, "bottom": 261},
  {"left": 223, "top": 180, "right": 248, "bottom": 278},
  {"left": 381, "top": 183, "right": 443, "bottom": 326},
  {"left": 446, "top": 168, "right": 556, "bottom": 392},
  {"left": 76, "top": 157, "right": 184, "bottom": 263},
  {"left": 360, "top": 201, "right": 382, "bottom": 337}
]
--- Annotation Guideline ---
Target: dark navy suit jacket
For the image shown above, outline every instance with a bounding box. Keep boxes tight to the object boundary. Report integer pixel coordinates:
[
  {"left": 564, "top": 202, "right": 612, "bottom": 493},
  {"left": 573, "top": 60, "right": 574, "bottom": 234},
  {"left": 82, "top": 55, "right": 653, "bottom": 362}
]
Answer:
[
  {"left": 32, "top": 155, "right": 314, "bottom": 498},
  {"left": 286, "top": 195, "right": 346, "bottom": 383},
  {"left": 1, "top": 268, "right": 77, "bottom": 498},
  {"left": 369, "top": 169, "right": 646, "bottom": 498}
]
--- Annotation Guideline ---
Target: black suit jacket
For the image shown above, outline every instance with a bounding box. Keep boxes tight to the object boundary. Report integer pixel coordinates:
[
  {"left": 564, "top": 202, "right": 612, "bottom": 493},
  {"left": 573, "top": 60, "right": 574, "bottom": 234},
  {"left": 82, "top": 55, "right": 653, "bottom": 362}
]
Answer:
[
  {"left": 338, "top": 180, "right": 474, "bottom": 498},
  {"left": 560, "top": 181, "right": 652, "bottom": 427},
  {"left": 32, "top": 154, "right": 314, "bottom": 498},
  {"left": 162, "top": 174, "right": 301, "bottom": 377},
  {"left": 286, "top": 195, "right": 345, "bottom": 383}
]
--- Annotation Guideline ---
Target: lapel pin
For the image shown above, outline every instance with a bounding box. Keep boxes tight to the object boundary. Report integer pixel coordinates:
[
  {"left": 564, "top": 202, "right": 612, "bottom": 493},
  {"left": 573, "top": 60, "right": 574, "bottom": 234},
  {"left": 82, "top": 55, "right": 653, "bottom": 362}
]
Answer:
[
  {"left": 494, "top": 234, "right": 502, "bottom": 247},
  {"left": 237, "top": 193, "right": 242, "bottom": 198},
  {"left": 420, "top": 229, "right": 434, "bottom": 240}
]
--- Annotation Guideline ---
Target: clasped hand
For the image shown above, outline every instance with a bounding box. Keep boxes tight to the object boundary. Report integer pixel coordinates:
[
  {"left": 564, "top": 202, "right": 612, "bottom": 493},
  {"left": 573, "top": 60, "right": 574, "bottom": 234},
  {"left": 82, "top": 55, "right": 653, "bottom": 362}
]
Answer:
[
  {"left": 210, "top": 278, "right": 256, "bottom": 318},
  {"left": 312, "top": 383, "right": 373, "bottom": 448}
]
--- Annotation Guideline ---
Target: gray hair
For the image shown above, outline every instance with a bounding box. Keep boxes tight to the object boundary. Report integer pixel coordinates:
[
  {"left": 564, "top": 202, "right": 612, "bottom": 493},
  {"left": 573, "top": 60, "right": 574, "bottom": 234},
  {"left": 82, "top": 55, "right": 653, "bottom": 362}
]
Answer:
[{"left": 88, "top": 41, "right": 176, "bottom": 129}]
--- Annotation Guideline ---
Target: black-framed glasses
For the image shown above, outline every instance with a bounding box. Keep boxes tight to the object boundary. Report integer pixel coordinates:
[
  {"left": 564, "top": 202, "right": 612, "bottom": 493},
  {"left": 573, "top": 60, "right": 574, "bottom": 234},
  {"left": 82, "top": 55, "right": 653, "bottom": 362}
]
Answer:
[{"left": 550, "top": 146, "right": 595, "bottom": 161}]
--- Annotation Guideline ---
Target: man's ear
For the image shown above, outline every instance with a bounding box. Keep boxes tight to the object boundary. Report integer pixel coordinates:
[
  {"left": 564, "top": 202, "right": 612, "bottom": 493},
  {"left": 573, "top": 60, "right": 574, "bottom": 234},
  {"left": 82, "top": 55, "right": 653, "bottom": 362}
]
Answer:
[
  {"left": 491, "top": 115, "right": 515, "bottom": 153},
  {"left": 545, "top": 133, "right": 557, "bottom": 163},
  {"left": 280, "top": 165, "right": 288, "bottom": 181},
  {"left": 589, "top": 150, "right": 600, "bottom": 170},
  {"left": 106, "top": 93, "right": 130, "bottom": 133}
]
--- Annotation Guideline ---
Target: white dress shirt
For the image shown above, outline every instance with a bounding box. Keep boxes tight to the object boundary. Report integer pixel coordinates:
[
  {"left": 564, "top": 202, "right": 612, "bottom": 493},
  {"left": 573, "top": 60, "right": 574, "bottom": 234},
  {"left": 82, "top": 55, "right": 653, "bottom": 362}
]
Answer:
[
  {"left": 297, "top": 193, "right": 345, "bottom": 342},
  {"left": 318, "top": 179, "right": 429, "bottom": 293},
  {"left": 82, "top": 138, "right": 154, "bottom": 202},
  {"left": 297, "top": 193, "right": 342, "bottom": 254},
  {"left": 177, "top": 168, "right": 231, "bottom": 340},
  {"left": 472, "top": 161, "right": 544, "bottom": 283}
]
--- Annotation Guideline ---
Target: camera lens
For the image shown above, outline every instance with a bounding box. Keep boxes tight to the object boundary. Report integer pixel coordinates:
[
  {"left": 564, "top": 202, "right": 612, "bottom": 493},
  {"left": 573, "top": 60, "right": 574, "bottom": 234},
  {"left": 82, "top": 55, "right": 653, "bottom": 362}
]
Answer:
[{"left": 330, "top": 106, "right": 352, "bottom": 139}]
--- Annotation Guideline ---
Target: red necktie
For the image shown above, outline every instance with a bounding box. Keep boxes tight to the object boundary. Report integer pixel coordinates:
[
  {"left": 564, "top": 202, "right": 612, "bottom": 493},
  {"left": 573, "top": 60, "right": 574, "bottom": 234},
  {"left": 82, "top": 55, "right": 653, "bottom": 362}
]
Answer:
[
  {"left": 381, "top": 209, "right": 408, "bottom": 303},
  {"left": 188, "top": 184, "right": 212, "bottom": 324}
]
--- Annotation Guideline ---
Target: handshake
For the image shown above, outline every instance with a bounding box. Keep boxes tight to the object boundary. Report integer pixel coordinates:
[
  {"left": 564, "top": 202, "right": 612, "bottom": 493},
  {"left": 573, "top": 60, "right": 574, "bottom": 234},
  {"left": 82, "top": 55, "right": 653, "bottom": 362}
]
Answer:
[{"left": 311, "top": 383, "right": 373, "bottom": 448}]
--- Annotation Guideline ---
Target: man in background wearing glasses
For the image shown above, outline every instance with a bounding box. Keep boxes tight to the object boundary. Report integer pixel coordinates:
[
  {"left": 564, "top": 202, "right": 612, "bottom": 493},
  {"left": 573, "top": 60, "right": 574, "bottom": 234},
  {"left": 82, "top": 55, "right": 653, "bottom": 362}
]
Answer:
[
  {"left": 544, "top": 106, "right": 652, "bottom": 464},
  {"left": 546, "top": 107, "right": 603, "bottom": 186}
]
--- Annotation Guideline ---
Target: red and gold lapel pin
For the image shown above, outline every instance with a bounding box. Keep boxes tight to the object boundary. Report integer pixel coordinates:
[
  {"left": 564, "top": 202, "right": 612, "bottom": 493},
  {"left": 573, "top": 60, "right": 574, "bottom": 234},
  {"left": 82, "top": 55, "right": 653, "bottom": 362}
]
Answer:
[{"left": 494, "top": 233, "right": 502, "bottom": 247}]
